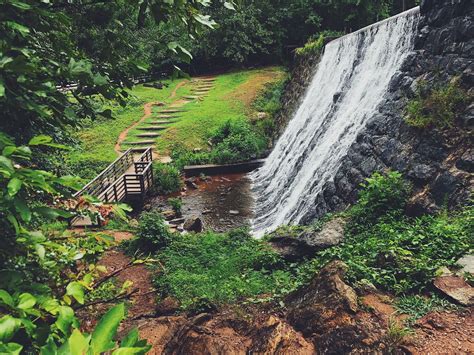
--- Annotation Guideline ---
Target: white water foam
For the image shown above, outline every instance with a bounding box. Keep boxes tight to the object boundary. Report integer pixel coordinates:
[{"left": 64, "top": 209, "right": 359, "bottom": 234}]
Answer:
[{"left": 251, "top": 7, "right": 420, "bottom": 237}]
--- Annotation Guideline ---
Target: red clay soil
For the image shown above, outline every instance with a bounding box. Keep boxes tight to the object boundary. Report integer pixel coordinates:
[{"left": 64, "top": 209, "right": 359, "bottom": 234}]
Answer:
[{"left": 406, "top": 309, "right": 474, "bottom": 354}]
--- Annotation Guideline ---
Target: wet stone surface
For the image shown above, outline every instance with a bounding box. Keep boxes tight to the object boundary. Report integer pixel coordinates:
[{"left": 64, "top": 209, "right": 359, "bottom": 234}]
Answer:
[{"left": 149, "top": 173, "right": 255, "bottom": 233}]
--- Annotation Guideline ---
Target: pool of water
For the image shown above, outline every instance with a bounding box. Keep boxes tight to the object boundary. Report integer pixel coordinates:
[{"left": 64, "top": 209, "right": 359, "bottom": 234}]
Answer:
[{"left": 148, "top": 173, "right": 255, "bottom": 233}]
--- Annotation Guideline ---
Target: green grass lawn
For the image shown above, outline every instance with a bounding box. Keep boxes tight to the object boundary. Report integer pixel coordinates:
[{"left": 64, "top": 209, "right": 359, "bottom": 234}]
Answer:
[
  {"left": 67, "top": 79, "right": 185, "bottom": 178},
  {"left": 67, "top": 67, "right": 285, "bottom": 178},
  {"left": 155, "top": 67, "right": 285, "bottom": 153}
]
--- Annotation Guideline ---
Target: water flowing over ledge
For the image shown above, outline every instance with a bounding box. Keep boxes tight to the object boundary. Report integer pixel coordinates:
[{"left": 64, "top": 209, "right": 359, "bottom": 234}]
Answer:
[{"left": 250, "top": 7, "right": 420, "bottom": 237}]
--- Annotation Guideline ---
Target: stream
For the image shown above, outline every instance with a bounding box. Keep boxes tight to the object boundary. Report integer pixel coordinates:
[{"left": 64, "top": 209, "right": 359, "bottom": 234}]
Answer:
[{"left": 148, "top": 173, "right": 255, "bottom": 233}]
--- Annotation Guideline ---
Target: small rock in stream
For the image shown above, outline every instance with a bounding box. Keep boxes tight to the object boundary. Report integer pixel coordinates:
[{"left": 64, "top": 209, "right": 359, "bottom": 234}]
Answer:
[{"left": 229, "top": 210, "right": 240, "bottom": 215}]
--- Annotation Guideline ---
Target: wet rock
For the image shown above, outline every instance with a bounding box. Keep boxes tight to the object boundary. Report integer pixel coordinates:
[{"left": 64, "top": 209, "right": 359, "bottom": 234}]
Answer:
[
  {"left": 299, "top": 217, "right": 346, "bottom": 248},
  {"left": 269, "top": 218, "right": 346, "bottom": 261},
  {"left": 456, "top": 254, "right": 474, "bottom": 275},
  {"left": 185, "top": 178, "right": 199, "bottom": 189},
  {"left": 431, "top": 172, "right": 461, "bottom": 204},
  {"left": 456, "top": 149, "right": 474, "bottom": 173},
  {"left": 406, "top": 191, "right": 438, "bottom": 217},
  {"left": 229, "top": 210, "right": 240, "bottom": 215},
  {"left": 433, "top": 275, "right": 474, "bottom": 306},
  {"left": 286, "top": 260, "right": 365, "bottom": 351},
  {"left": 202, "top": 209, "right": 212, "bottom": 215},
  {"left": 183, "top": 216, "right": 204, "bottom": 233},
  {"left": 162, "top": 210, "right": 176, "bottom": 220},
  {"left": 408, "top": 164, "right": 437, "bottom": 183},
  {"left": 169, "top": 217, "right": 185, "bottom": 225}
]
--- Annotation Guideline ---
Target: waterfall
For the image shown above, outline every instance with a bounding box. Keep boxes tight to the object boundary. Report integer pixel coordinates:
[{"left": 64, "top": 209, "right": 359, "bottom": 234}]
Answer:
[{"left": 251, "top": 7, "right": 420, "bottom": 237}]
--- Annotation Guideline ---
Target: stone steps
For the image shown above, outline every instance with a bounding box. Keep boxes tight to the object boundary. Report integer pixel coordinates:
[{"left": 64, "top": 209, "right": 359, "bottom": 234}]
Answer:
[
  {"left": 123, "top": 140, "right": 156, "bottom": 145},
  {"left": 145, "top": 120, "right": 174, "bottom": 125},
  {"left": 183, "top": 95, "right": 201, "bottom": 100},
  {"left": 137, "top": 132, "right": 160, "bottom": 138},
  {"left": 155, "top": 114, "right": 180, "bottom": 119},
  {"left": 158, "top": 109, "right": 186, "bottom": 113},
  {"left": 137, "top": 126, "right": 167, "bottom": 131}
]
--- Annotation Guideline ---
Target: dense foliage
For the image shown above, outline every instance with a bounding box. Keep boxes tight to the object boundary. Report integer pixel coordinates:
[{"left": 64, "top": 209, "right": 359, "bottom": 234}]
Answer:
[
  {"left": 298, "top": 172, "right": 473, "bottom": 294},
  {"left": 152, "top": 163, "right": 182, "bottom": 195},
  {"left": 152, "top": 229, "right": 297, "bottom": 311},
  {"left": 405, "top": 78, "right": 471, "bottom": 128}
]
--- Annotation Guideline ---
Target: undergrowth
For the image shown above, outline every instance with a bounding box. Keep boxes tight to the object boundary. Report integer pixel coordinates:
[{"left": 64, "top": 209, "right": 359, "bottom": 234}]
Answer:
[
  {"left": 152, "top": 228, "right": 299, "bottom": 311},
  {"left": 405, "top": 77, "right": 471, "bottom": 129},
  {"left": 394, "top": 294, "right": 459, "bottom": 325}
]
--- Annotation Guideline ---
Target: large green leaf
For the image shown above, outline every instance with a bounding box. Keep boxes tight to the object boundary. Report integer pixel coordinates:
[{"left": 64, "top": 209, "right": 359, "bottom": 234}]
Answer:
[
  {"left": 55, "top": 306, "right": 76, "bottom": 335},
  {"left": 17, "top": 292, "right": 36, "bottom": 310},
  {"left": 0, "top": 290, "right": 14, "bottom": 307},
  {"left": 66, "top": 282, "right": 84, "bottom": 304},
  {"left": 0, "top": 316, "right": 21, "bottom": 342},
  {"left": 90, "top": 303, "right": 125, "bottom": 354},
  {"left": 7, "top": 177, "right": 22, "bottom": 196},
  {"left": 68, "top": 329, "right": 89, "bottom": 355},
  {"left": 0, "top": 342, "right": 22, "bottom": 355}
]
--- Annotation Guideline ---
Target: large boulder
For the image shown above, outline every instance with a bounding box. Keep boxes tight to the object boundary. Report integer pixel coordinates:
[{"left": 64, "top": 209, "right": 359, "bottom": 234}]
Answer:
[
  {"left": 286, "top": 260, "right": 369, "bottom": 353},
  {"left": 269, "top": 218, "right": 346, "bottom": 261},
  {"left": 183, "top": 216, "right": 204, "bottom": 233}
]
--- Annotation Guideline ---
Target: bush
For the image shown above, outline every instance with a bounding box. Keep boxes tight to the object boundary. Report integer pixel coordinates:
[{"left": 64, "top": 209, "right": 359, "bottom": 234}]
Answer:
[
  {"left": 253, "top": 77, "right": 288, "bottom": 117},
  {"left": 168, "top": 197, "right": 183, "bottom": 217},
  {"left": 125, "top": 211, "right": 174, "bottom": 254},
  {"left": 295, "top": 31, "right": 343, "bottom": 57},
  {"left": 152, "top": 228, "right": 297, "bottom": 311},
  {"left": 209, "top": 119, "right": 267, "bottom": 164},
  {"left": 153, "top": 162, "right": 182, "bottom": 195},
  {"left": 394, "top": 294, "right": 458, "bottom": 325},
  {"left": 405, "top": 78, "right": 470, "bottom": 128},
  {"left": 348, "top": 171, "right": 411, "bottom": 232}
]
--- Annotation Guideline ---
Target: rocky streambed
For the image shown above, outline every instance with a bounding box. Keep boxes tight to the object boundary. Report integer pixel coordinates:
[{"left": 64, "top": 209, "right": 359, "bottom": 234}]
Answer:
[{"left": 147, "top": 173, "right": 255, "bottom": 233}]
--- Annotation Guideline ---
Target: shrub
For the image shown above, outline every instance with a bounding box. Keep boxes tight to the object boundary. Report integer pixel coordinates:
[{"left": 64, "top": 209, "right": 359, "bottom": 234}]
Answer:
[
  {"left": 405, "top": 78, "right": 471, "bottom": 128},
  {"left": 153, "top": 162, "right": 182, "bottom": 195},
  {"left": 125, "top": 211, "right": 174, "bottom": 254},
  {"left": 348, "top": 171, "right": 411, "bottom": 232},
  {"left": 152, "top": 228, "right": 296, "bottom": 311},
  {"left": 295, "top": 31, "right": 343, "bottom": 57},
  {"left": 168, "top": 197, "right": 183, "bottom": 217},
  {"left": 209, "top": 119, "right": 267, "bottom": 164},
  {"left": 253, "top": 77, "right": 288, "bottom": 117}
]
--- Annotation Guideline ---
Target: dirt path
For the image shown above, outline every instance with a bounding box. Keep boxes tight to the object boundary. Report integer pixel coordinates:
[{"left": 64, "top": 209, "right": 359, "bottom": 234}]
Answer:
[
  {"left": 114, "top": 101, "right": 164, "bottom": 155},
  {"left": 114, "top": 80, "right": 188, "bottom": 155}
]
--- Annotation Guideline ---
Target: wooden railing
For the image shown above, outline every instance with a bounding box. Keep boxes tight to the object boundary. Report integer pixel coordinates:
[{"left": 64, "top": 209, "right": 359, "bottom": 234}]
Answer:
[{"left": 75, "top": 148, "right": 154, "bottom": 203}]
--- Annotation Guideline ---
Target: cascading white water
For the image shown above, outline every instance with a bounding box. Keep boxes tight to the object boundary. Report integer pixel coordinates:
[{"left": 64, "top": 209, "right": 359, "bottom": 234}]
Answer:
[{"left": 251, "top": 7, "right": 420, "bottom": 237}]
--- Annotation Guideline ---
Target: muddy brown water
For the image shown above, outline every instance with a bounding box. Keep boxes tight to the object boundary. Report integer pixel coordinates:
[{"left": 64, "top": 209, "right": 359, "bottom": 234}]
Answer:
[{"left": 148, "top": 173, "right": 255, "bottom": 232}]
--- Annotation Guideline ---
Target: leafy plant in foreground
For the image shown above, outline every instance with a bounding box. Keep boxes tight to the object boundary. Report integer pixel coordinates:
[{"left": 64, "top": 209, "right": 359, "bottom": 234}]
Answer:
[{"left": 125, "top": 210, "right": 175, "bottom": 254}]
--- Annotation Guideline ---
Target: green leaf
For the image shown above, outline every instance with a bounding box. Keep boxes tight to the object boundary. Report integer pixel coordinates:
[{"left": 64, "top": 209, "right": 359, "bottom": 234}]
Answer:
[
  {"left": 17, "top": 292, "right": 36, "bottom": 310},
  {"left": 112, "top": 347, "right": 150, "bottom": 355},
  {"left": 35, "top": 243, "right": 46, "bottom": 259},
  {"left": 0, "top": 156, "right": 14, "bottom": 176},
  {"left": 0, "top": 290, "right": 14, "bottom": 307},
  {"left": 0, "top": 342, "right": 22, "bottom": 355},
  {"left": 68, "top": 329, "right": 89, "bottom": 355},
  {"left": 90, "top": 303, "right": 125, "bottom": 353},
  {"left": 66, "top": 282, "right": 84, "bottom": 304},
  {"left": 224, "top": 1, "right": 235, "bottom": 10},
  {"left": 10, "top": 0, "right": 31, "bottom": 10},
  {"left": 34, "top": 206, "right": 73, "bottom": 220},
  {"left": 14, "top": 197, "right": 31, "bottom": 222},
  {"left": 0, "top": 80, "right": 4, "bottom": 97},
  {"left": 29, "top": 135, "right": 53, "bottom": 146},
  {"left": 7, "top": 178, "right": 22, "bottom": 196},
  {"left": 0, "top": 316, "right": 21, "bottom": 342},
  {"left": 121, "top": 328, "right": 139, "bottom": 347},
  {"left": 55, "top": 306, "right": 76, "bottom": 335}
]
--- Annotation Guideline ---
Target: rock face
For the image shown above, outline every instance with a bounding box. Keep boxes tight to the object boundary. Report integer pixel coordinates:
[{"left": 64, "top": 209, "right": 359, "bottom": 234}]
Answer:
[
  {"left": 269, "top": 218, "right": 346, "bottom": 260},
  {"left": 183, "top": 216, "right": 204, "bottom": 233},
  {"left": 284, "top": 260, "right": 382, "bottom": 353},
  {"left": 280, "top": 0, "right": 474, "bottom": 223},
  {"left": 434, "top": 275, "right": 474, "bottom": 306}
]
